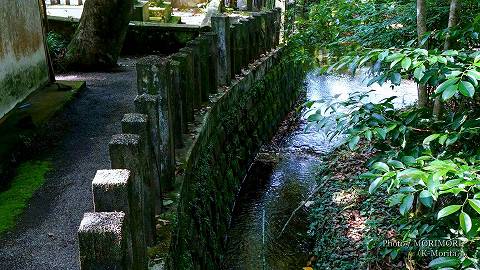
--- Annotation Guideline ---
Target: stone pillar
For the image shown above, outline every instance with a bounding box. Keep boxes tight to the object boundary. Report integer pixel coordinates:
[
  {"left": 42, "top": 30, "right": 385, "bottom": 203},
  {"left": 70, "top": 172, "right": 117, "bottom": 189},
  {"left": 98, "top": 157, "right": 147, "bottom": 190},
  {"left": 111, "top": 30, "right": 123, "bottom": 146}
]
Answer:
[
  {"left": 237, "top": 19, "right": 249, "bottom": 70},
  {"left": 91, "top": 170, "right": 146, "bottom": 270},
  {"left": 266, "top": 10, "right": 274, "bottom": 52},
  {"left": 121, "top": 113, "right": 161, "bottom": 208},
  {"left": 259, "top": 12, "right": 268, "bottom": 55},
  {"left": 186, "top": 39, "right": 209, "bottom": 102},
  {"left": 179, "top": 47, "right": 202, "bottom": 109},
  {"left": 136, "top": 56, "right": 176, "bottom": 180},
  {"left": 168, "top": 60, "right": 186, "bottom": 147},
  {"left": 171, "top": 52, "right": 195, "bottom": 122},
  {"left": 252, "top": 13, "right": 263, "bottom": 58},
  {"left": 109, "top": 134, "right": 155, "bottom": 245},
  {"left": 245, "top": 16, "right": 256, "bottom": 63},
  {"left": 78, "top": 212, "right": 133, "bottom": 270},
  {"left": 273, "top": 7, "right": 281, "bottom": 46},
  {"left": 204, "top": 32, "right": 219, "bottom": 93},
  {"left": 134, "top": 94, "right": 174, "bottom": 192},
  {"left": 230, "top": 22, "right": 242, "bottom": 77},
  {"left": 211, "top": 15, "right": 232, "bottom": 86}
]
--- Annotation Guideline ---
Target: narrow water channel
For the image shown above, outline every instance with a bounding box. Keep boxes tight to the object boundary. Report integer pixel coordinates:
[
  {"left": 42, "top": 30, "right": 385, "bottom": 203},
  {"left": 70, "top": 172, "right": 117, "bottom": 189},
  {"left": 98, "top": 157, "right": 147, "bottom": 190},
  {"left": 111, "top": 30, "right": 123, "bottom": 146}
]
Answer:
[{"left": 223, "top": 70, "right": 417, "bottom": 269}]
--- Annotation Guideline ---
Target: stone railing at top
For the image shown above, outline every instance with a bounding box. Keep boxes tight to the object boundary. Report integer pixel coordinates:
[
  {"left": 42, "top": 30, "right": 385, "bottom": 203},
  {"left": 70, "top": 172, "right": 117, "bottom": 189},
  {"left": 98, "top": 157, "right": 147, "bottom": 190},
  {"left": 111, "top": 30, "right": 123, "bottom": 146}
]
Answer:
[{"left": 76, "top": 9, "right": 288, "bottom": 270}]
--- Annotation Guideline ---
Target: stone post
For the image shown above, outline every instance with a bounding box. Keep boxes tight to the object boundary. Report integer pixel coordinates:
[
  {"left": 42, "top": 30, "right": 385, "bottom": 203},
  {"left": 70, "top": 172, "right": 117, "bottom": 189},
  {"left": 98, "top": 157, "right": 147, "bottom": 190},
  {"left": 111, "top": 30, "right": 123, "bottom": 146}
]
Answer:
[
  {"left": 245, "top": 16, "right": 256, "bottom": 63},
  {"left": 171, "top": 52, "right": 195, "bottom": 122},
  {"left": 109, "top": 134, "right": 155, "bottom": 245},
  {"left": 230, "top": 22, "right": 243, "bottom": 77},
  {"left": 273, "top": 8, "right": 281, "bottom": 46},
  {"left": 186, "top": 39, "right": 209, "bottom": 102},
  {"left": 259, "top": 12, "right": 268, "bottom": 55},
  {"left": 179, "top": 46, "right": 202, "bottom": 109},
  {"left": 168, "top": 60, "right": 186, "bottom": 147},
  {"left": 266, "top": 10, "right": 275, "bottom": 51},
  {"left": 136, "top": 57, "right": 176, "bottom": 184},
  {"left": 91, "top": 170, "right": 146, "bottom": 270},
  {"left": 237, "top": 19, "right": 249, "bottom": 70},
  {"left": 252, "top": 13, "right": 263, "bottom": 58},
  {"left": 78, "top": 212, "right": 133, "bottom": 270},
  {"left": 134, "top": 94, "right": 174, "bottom": 192},
  {"left": 211, "top": 15, "right": 232, "bottom": 86},
  {"left": 121, "top": 113, "right": 162, "bottom": 208},
  {"left": 204, "top": 32, "right": 219, "bottom": 93}
]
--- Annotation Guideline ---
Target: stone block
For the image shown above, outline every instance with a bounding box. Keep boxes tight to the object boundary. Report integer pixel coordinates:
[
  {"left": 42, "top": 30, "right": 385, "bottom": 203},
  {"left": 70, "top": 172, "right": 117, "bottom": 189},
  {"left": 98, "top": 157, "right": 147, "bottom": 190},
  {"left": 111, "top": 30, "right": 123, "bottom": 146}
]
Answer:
[
  {"left": 185, "top": 40, "right": 205, "bottom": 104},
  {"left": 109, "top": 134, "right": 155, "bottom": 245},
  {"left": 171, "top": 52, "right": 195, "bottom": 122},
  {"left": 167, "top": 60, "right": 186, "bottom": 147},
  {"left": 91, "top": 170, "right": 147, "bottom": 270},
  {"left": 179, "top": 47, "right": 202, "bottom": 109},
  {"left": 78, "top": 212, "right": 133, "bottom": 270},
  {"left": 211, "top": 15, "right": 232, "bottom": 86},
  {"left": 203, "top": 32, "right": 219, "bottom": 93}
]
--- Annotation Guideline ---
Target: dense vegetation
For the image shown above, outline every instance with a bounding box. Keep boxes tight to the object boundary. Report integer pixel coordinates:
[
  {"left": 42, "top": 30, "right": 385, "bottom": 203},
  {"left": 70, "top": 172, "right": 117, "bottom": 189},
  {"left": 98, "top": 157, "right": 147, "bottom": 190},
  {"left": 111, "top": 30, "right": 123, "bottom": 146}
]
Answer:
[{"left": 288, "top": 0, "right": 480, "bottom": 268}]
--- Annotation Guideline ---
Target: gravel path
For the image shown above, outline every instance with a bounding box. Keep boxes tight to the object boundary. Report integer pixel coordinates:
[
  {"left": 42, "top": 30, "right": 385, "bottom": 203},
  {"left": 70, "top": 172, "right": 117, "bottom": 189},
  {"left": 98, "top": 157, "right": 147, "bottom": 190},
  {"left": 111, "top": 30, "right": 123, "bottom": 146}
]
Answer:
[{"left": 0, "top": 58, "right": 138, "bottom": 270}]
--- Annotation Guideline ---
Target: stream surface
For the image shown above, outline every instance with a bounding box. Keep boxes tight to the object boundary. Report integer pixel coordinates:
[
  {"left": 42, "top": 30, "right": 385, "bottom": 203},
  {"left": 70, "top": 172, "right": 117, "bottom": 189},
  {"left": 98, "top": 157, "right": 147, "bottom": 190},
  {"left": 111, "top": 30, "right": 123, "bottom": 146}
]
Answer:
[{"left": 223, "top": 70, "right": 417, "bottom": 269}]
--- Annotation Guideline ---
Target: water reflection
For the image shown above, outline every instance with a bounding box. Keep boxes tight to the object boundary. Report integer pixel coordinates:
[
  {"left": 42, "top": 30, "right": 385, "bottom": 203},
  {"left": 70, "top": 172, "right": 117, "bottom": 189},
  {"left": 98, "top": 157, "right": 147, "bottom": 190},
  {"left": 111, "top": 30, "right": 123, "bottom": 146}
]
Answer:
[{"left": 223, "top": 71, "right": 417, "bottom": 269}]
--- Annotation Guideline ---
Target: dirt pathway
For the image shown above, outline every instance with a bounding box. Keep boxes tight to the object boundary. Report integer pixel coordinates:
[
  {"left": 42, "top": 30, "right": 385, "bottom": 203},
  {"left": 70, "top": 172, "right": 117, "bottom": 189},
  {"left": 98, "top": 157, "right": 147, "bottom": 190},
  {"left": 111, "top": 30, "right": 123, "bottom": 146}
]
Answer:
[{"left": 0, "top": 58, "right": 138, "bottom": 270}]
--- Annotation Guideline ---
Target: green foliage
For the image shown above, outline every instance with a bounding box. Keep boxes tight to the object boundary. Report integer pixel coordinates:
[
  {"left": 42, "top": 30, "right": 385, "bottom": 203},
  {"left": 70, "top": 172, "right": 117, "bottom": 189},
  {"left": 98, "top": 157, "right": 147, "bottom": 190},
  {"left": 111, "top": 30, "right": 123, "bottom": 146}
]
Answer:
[{"left": 0, "top": 160, "right": 51, "bottom": 234}]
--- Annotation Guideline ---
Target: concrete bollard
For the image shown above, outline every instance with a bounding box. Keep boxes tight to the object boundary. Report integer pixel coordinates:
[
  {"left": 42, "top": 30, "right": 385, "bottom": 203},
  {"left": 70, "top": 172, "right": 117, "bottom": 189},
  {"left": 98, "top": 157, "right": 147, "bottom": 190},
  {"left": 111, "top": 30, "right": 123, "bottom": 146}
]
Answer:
[
  {"left": 121, "top": 113, "right": 162, "bottom": 207},
  {"left": 179, "top": 46, "right": 202, "bottom": 109},
  {"left": 211, "top": 15, "right": 232, "bottom": 86},
  {"left": 134, "top": 94, "right": 174, "bottom": 193},
  {"left": 230, "top": 22, "right": 243, "bottom": 77},
  {"left": 198, "top": 36, "right": 212, "bottom": 99},
  {"left": 136, "top": 56, "right": 170, "bottom": 96},
  {"left": 109, "top": 134, "right": 155, "bottom": 245},
  {"left": 204, "top": 32, "right": 219, "bottom": 93},
  {"left": 252, "top": 13, "right": 263, "bottom": 58},
  {"left": 91, "top": 170, "right": 146, "bottom": 270},
  {"left": 273, "top": 8, "right": 281, "bottom": 46},
  {"left": 259, "top": 12, "right": 268, "bottom": 55},
  {"left": 78, "top": 212, "right": 133, "bottom": 270},
  {"left": 168, "top": 60, "right": 186, "bottom": 147},
  {"left": 171, "top": 52, "right": 195, "bottom": 122},
  {"left": 238, "top": 19, "right": 249, "bottom": 70},
  {"left": 186, "top": 39, "right": 209, "bottom": 103},
  {"left": 245, "top": 16, "right": 256, "bottom": 63}
]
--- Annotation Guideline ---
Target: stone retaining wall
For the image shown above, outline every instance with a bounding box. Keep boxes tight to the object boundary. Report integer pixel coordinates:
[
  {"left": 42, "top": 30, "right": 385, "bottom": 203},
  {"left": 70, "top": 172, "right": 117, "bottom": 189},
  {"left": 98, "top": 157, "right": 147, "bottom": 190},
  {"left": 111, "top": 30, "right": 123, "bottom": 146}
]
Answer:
[{"left": 76, "top": 8, "right": 304, "bottom": 270}]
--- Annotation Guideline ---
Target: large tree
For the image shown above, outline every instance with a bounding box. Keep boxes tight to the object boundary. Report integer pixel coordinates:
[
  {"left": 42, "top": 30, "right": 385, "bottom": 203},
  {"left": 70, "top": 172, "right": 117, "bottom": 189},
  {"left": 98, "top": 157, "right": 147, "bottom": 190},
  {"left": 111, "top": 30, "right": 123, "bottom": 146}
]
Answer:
[{"left": 63, "top": 0, "right": 134, "bottom": 70}]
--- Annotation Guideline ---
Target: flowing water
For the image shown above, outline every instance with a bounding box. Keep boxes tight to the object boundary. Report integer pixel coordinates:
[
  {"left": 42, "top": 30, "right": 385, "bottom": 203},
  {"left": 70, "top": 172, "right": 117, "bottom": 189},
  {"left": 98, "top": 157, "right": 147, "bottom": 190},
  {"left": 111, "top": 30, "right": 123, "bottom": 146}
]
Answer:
[{"left": 223, "top": 70, "right": 417, "bottom": 269}]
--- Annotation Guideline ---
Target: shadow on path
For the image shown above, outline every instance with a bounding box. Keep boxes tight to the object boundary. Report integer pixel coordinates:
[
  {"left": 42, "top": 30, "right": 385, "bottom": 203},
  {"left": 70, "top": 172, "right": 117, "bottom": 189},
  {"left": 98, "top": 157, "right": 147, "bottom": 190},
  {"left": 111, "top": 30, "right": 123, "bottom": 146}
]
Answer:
[{"left": 0, "top": 58, "right": 138, "bottom": 270}]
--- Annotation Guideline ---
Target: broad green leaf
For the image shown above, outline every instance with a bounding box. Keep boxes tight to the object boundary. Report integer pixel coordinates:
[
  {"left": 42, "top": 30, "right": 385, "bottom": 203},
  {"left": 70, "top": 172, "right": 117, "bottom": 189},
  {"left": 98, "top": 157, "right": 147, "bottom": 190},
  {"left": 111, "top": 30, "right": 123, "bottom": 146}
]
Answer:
[
  {"left": 375, "top": 127, "right": 387, "bottom": 140},
  {"left": 442, "top": 50, "right": 459, "bottom": 56},
  {"left": 428, "top": 257, "right": 460, "bottom": 268},
  {"left": 468, "top": 199, "right": 480, "bottom": 214},
  {"left": 369, "top": 177, "right": 384, "bottom": 194},
  {"left": 388, "top": 193, "right": 406, "bottom": 206},
  {"left": 419, "top": 190, "right": 433, "bottom": 208},
  {"left": 437, "top": 205, "right": 462, "bottom": 219},
  {"left": 387, "top": 160, "right": 405, "bottom": 169},
  {"left": 391, "top": 73, "right": 401, "bottom": 85},
  {"left": 402, "top": 156, "right": 417, "bottom": 165},
  {"left": 436, "top": 78, "right": 459, "bottom": 94},
  {"left": 401, "top": 57, "right": 412, "bottom": 70},
  {"left": 423, "top": 134, "right": 440, "bottom": 146},
  {"left": 365, "top": 130, "right": 372, "bottom": 141},
  {"left": 372, "top": 162, "right": 389, "bottom": 172},
  {"left": 442, "top": 84, "right": 458, "bottom": 100},
  {"left": 399, "top": 194, "right": 414, "bottom": 215},
  {"left": 385, "top": 52, "right": 404, "bottom": 62},
  {"left": 458, "top": 81, "right": 475, "bottom": 97},
  {"left": 348, "top": 136, "right": 360, "bottom": 150},
  {"left": 460, "top": 212, "right": 472, "bottom": 233},
  {"left": 414, "top": 65, "right": 425, "bottom": 81},
  {"left": 467, "top": 69, "right": 480, "bottom": 80}
]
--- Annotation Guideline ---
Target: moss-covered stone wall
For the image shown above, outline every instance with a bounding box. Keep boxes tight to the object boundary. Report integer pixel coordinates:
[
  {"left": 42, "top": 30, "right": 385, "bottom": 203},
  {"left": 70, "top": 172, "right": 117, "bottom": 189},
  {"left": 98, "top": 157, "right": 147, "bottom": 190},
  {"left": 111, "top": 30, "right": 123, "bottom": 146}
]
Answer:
[
  {"left": 169, "top": 47, "right": 304, "bottom": 269},
  {"left": 0, "top": 0, "right": 49, "bottom": 119}
]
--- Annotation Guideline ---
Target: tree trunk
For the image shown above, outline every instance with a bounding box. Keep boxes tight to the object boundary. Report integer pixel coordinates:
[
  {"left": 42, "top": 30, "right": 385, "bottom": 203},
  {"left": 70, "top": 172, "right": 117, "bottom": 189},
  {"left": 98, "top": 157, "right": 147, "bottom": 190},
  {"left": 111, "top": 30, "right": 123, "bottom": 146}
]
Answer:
[
  {"left": 433, "top": 0, "right": 458, "bottom": 119},
  {"left": 416, "top": 0, "right": 429, "bottom": 108},
  {"left": 63, "top": 0, "right": 133, "bottom": 70}
]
